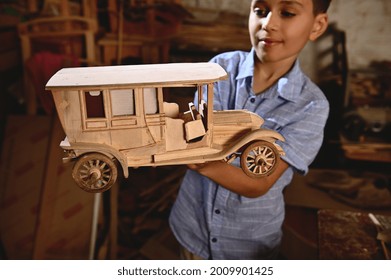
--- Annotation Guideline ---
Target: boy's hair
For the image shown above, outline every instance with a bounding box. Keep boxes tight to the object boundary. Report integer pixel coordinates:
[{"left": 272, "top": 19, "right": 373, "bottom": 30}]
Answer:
[{"left": 312, "top": 0, "right": 332, "bottom": 15}]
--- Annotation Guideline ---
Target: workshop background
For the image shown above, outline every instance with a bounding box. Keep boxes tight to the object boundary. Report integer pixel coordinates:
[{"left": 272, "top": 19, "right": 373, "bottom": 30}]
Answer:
[{"left": 0, "top": 0, "right": 390, "bottom": 260}]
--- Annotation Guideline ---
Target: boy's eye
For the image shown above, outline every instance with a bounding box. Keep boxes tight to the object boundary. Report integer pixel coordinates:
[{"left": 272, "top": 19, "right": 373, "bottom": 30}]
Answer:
[
  {"left": 254, "top": 7, "right": 269, "bottom": 17},
  {"left": 280, "top": 10, "right": 296, "bottom": 17}
]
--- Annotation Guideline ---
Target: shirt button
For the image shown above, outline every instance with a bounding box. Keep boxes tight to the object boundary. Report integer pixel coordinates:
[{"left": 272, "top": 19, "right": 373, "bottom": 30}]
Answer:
[
  {"left": 250, "top": 97, "right": 256, "bottom": 103},
  {"left": 215, "top": 209, "right": 221, "bottom": 214},
  {"left": 211, "top": 238, "right": 218, "bottom": 243}
]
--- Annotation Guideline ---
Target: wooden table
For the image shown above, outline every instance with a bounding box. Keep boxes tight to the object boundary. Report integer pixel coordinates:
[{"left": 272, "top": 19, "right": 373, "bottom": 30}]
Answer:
[
  {"left": 282, "top": 169, "right": 391, "bottom": 259},
  {"left": 318, "top": 209, "right": 390, "bottom": 259}
]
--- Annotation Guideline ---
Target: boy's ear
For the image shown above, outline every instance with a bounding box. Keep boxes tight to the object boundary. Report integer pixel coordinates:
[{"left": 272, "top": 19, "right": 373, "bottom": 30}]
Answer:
[{"left": 309, "top": 13, "right": 328, "bottom": 41}]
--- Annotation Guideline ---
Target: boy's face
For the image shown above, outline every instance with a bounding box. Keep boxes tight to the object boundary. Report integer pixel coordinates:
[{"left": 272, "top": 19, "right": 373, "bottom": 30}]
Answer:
[{"left": 249, "top": 0, "right": 328, "bottom": 64}]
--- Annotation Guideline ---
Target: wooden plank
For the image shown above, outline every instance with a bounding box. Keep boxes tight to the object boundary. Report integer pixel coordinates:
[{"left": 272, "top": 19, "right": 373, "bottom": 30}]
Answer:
[
  {"left": 33, "top": 117, "right": 64, "bottom": 259},
  {"left": 342, "top": 143, "right": 391, "bottom": 163},
  {"left": 174, "top": 22, "right": 251, "bottom": 52},
  {"left": 164, "top": 117, "right": 187, "bottom": 151},
  {"left": 153, "top": 146, "right": 219, "bottom": 162},
  {"left": 213, "top": 110, "right": 253, "bottom": 124}
]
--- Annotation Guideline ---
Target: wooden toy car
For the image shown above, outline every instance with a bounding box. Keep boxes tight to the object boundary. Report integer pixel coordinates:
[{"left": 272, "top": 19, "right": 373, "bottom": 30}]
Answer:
[{"left": 46, "top": 62, "right": 285, "bottom": 193}]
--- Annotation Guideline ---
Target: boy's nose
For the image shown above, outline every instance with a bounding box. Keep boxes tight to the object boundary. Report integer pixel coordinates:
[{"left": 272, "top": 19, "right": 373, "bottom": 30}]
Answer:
[{"left": 261, "top": 12, "right": 278, "bottom": 31}]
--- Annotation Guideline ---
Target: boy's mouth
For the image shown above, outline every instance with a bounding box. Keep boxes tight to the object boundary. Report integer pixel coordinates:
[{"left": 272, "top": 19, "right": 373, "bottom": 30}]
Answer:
[{"left": 259, "top": 38, "right": 282, "bottom": 46}]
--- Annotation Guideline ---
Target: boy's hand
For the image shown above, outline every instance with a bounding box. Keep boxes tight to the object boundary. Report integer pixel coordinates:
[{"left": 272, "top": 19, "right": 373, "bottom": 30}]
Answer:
[
  {"left": 187, "top": 163, "right": 204, "bottom": 171},
  {"left": 187, "top": 162, "right": 213, "bottom": 171}
]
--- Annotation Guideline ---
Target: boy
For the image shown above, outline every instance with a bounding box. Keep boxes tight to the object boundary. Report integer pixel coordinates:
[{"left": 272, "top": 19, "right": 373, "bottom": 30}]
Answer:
[{"left": 169, "top": 0, "right": 331, "bottom": 259}]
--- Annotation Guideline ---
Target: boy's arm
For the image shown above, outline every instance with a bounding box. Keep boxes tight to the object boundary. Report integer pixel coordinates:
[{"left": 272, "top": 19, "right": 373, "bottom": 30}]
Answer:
[{"left": 187, "top": 159, "right": 289, "bottom": 198}]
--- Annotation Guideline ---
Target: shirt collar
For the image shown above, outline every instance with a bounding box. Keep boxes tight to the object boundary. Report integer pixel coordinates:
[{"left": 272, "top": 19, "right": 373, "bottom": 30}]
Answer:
[
  {"left": 236, "top": 48, "right": 304, "bottom": 103},
  {"left": 236, "top": 48, "right": 255, "bottom": 80},
  {"left": 277, "top": 59, "right": 304, "bottom": 103}
]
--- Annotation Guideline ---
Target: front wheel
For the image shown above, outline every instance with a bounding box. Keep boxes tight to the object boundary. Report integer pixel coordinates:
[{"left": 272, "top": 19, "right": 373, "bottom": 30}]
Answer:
[
  {"left": 240, "top": 141, "right": 278, "bottom": 178},
  {"left": 72, "top": 153, "right": 118, "bottom": 193}
]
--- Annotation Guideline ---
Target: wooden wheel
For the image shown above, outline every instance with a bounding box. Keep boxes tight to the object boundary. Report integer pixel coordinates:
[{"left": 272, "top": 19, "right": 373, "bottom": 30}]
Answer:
[
  {"left": 240, "top": 141, "right": 278, "bottom": 178},
  {"left": 72, "top": 153, "right": 117, "bottom": 193}
]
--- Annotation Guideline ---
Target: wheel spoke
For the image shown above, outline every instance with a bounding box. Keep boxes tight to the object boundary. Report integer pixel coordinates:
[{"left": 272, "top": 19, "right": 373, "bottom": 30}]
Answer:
[
  {"left": 248, "top": 163, "right": 256, "bottom": 170},
  {"left": 99, "top": 162, "right": 107, "bottom": 170},
  {"left": 265, "top": 151, "right": 273, "bottom": 158},
  {"left": 102, "top": 169, "right": 111, "bottom": 175},
  {"left": 247, "top": 154, "right": 256, "bottom": 160},
  {"left": 264, "top": 165, "right": 271, "bottom": 172},
  {"left": 80, "top": 169, "right": 88, "bottom": 174},
  {"left": 265, "top": 162, "right": 273, "bottom": 167},
  {"left": 247, "top": 157, "right": 255, "bottom": 163}
]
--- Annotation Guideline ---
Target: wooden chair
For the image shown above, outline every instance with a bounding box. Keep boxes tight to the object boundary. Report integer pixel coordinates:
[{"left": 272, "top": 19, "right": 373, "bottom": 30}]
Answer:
[
  {"left": 98, "top": 0, "right": 189, "bottom": 65},
  {"left": 18, "top": 0, "right": 98, "bottom": 115}
]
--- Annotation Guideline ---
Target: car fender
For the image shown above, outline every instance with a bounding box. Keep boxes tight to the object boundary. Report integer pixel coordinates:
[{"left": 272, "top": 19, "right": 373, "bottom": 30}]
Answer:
[{"left": 212, "top": 129, "right": 286, "bottom": 160}]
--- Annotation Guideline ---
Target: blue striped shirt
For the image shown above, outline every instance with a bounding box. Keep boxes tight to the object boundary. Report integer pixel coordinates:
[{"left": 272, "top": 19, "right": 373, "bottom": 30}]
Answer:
[{"left": 169, "top": 49, "right": 329, "bottom": 259}]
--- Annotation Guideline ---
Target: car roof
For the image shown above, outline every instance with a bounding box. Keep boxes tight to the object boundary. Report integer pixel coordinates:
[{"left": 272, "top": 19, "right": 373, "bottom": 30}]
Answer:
[{"left": 46, "top": 62, "right": 228, "bottom": 90}]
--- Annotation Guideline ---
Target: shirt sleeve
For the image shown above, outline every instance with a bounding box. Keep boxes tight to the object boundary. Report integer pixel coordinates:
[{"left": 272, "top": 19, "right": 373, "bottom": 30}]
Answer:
[{"left": 278, "top": 98, "right": 329, "bottom": 175}]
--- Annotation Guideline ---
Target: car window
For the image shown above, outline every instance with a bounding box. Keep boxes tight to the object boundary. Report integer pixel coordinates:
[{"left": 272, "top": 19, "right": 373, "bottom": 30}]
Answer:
[
  {"left": 144, "top": 88, "right": 158, "bottom": 115},
  {"left": 85, "top": 90, "right": 105, "bottom": 118},
  {"left": 111, "top": 89, "right": 135, "bottom": 116}
]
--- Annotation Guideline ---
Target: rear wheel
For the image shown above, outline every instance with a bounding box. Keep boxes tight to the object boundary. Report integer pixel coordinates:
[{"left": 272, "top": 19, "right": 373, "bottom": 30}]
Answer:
[
  {"left": 72, "top": 153, "right": 118, "bottom": 193},
  {"left": 240, "top": 141, "right": 278, "bottom": 178}
]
